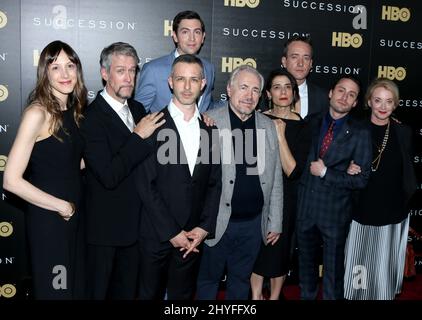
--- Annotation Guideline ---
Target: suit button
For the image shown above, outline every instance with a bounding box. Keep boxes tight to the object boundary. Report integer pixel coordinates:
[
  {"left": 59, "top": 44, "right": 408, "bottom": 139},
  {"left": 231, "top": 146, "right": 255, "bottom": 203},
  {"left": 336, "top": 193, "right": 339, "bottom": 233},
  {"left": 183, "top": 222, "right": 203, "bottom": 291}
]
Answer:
[
  {"left": 226, "top": 203, "right": 230, "bottom": 207},
  {"left": 229, "top": 180, "right": 234, "bottom": 184}
]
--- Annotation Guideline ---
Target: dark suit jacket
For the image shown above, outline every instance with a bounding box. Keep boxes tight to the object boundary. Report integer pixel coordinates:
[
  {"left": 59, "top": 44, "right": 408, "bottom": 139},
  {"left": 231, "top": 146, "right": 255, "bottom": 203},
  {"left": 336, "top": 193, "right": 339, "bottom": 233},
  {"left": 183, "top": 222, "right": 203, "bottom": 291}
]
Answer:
[
  {"left": 80, "top": 92, "right": 152, "bottom": 246},
  {"left": 306, "top": 81, "right": 328, "bottom": 117},
  {"left": 135, "top": 108, "right": 222, "bottom": 243},
  {"left": 297, "top": 112, "right": 372, "bottom": 226},
  {"left": 351, "top": 119, "right": 417, "bottom": 225}
]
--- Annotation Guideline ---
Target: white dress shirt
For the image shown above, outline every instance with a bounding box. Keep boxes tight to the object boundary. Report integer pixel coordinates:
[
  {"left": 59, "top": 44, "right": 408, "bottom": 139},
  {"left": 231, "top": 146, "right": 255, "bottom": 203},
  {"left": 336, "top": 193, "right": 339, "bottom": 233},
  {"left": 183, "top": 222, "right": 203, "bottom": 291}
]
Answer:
[
  {"left": 298, "top": 81, "right": 309, "bottom": 118},
  {"left": 101, "top": 88, "right": 134, "bottom": 131},
  {"left": 168, "top": 101, "right": 201, "bottom": 176}
]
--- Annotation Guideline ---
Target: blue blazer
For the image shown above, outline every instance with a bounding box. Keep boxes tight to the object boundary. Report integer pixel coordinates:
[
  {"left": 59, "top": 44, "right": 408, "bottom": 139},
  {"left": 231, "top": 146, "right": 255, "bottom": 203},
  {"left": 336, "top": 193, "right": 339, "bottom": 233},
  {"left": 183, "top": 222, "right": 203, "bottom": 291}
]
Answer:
[{"left": 134, "top": 50, "right": 215, "bottom": 113}]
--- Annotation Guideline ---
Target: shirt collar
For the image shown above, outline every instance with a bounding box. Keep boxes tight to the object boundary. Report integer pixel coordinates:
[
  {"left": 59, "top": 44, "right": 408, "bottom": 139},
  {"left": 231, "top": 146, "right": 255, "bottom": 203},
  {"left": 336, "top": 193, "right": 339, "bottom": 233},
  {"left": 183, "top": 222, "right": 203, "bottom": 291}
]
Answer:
[
  {"left": 100, "top": 87, "right": 128, "bottom": 114},
  {"left": 228, "top": 104, "right": 255, "bottom": 127},
  {"left": 324, "top": 111, "right": 348, "bottom": 127},
  {"left": 174, "top": 49, "right": 181, "bottom": 59},
  {"left": 168, "top": 100, "right": 201, "bottom": 123},
  {"left": 298, "top": 80, "right": 308, "bottom": 95}
]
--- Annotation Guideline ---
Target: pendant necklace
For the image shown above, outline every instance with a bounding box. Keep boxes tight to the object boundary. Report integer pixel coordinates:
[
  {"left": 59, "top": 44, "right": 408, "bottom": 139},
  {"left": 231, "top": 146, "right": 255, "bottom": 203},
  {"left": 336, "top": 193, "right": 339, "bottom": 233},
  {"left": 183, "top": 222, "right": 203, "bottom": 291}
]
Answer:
[{"left": 371, "top": 121, "right": 390, "bottom": 172}]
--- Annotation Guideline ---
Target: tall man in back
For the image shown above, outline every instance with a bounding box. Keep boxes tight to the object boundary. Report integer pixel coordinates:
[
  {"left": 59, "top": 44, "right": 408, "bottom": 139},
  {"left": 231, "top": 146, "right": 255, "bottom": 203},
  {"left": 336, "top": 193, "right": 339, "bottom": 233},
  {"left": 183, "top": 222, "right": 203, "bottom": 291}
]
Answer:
[
  {"left": 135, "top": 10, "right": 216, "bottom": 113},
  {"left": 296, "top": 76, "right": 372, "bottom": 300},
  {"left": 282, "top": 35, "right": 327, "bottom": 118},
  {"left": 80, "top": 42, "right": 164, "bottom": 299}
]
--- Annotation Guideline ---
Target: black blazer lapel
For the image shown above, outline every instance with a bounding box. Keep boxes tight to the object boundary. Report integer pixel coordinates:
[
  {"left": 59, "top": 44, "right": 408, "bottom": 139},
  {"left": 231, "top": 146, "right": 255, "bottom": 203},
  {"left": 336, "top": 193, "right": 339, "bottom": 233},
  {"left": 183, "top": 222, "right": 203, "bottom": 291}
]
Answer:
[
  {"left": 309, "top": 114, "right": 323, "bottom": 160},
  {"left": 96, "top": 94, "right": 133, "bottom": 136},
  {"left": 128, "top": 98, "right": 146, "bottom": 123},
  {"left": 191, "top": 119, "right": 212, "bottom": 180},
  {"left": 162, "top": 108, "right": 192, "bottom": 178},
  {"left": 308, "top": 82, "right": 316, "bottom": 114}
]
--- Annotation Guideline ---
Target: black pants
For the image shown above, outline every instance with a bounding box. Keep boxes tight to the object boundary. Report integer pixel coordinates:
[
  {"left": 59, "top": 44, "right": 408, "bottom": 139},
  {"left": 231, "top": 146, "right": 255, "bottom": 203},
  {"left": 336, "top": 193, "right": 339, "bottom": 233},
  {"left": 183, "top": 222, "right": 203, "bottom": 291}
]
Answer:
[
  {"left": 138, "top": 237, "right": 201, "bottom": 300},
  {"left": 86, "top": 242, "right": 139, "bottom": 300}
]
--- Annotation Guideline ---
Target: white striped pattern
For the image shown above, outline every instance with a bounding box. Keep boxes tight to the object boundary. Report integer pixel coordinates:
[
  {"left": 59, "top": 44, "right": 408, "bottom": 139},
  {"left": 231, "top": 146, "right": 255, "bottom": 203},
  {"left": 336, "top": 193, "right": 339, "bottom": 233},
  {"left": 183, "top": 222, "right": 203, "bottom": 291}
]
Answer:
[{"left": 344, "top": 216, "right": 409, "bottom": 300}]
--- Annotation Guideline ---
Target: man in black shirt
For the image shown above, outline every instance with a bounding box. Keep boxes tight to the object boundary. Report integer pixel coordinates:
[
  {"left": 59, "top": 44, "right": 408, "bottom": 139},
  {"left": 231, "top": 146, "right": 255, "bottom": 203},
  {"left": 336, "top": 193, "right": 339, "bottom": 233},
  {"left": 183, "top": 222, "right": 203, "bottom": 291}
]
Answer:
[{"left": 196, "top": 65, "right": 283, "bottom": 300}]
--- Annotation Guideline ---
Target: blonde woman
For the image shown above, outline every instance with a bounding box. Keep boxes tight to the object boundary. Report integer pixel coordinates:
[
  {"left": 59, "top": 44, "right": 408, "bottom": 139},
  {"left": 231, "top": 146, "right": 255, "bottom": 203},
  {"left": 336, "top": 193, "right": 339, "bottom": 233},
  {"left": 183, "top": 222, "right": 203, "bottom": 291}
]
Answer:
[{"left": 344, "top": 78, "right": 417, "bottom": 300}]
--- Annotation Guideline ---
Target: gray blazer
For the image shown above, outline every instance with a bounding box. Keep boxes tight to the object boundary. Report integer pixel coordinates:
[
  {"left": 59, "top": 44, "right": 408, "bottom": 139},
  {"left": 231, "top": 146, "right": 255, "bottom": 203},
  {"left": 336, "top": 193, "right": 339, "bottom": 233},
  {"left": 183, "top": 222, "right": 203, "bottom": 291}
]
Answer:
[{"left": 205, "top": 103, "right": 283, "bottom": 246}]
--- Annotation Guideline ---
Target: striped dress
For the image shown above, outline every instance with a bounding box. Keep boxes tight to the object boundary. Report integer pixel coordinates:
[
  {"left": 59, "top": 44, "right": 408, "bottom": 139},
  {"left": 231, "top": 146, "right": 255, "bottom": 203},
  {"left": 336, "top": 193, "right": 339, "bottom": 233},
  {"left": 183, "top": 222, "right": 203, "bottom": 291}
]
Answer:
[{"left": 344, "top": 217, "right": 409, "bottom": 300}]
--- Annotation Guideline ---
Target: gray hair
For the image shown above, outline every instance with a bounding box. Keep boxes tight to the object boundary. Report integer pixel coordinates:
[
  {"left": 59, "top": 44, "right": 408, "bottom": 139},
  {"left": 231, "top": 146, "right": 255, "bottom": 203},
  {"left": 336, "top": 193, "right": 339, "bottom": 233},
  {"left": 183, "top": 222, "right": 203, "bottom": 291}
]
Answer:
[
  {"left": 100, "top": 42, "right": 140, "bottom": 72},
  {"left": 228, "top": 65, "right": 264, "bottom": 92}
]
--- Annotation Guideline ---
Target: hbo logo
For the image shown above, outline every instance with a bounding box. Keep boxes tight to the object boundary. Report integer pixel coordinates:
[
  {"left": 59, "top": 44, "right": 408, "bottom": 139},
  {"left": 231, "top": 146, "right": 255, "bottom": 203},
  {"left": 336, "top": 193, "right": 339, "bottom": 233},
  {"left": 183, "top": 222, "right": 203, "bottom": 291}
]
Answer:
[
  {"left": 377, "top": 66, "right": 406, "bottom": 81},
  {"left": 0, "top": 284, "right": 16, "bottom": 298},
  {"left": 0, "top": 222, "right": 13, "bottom": 237},
  {"left": 381, "top": 6, "right": 411, "bottom": 22},
  {"left": 332, "top": 32, "right": 363, "bottom": 48},
  {"left": 224, "top": 0, "right": 260, "bottom": 8},
  {"left": 221, "top": 57, "right": 257, "bottom": 73}
]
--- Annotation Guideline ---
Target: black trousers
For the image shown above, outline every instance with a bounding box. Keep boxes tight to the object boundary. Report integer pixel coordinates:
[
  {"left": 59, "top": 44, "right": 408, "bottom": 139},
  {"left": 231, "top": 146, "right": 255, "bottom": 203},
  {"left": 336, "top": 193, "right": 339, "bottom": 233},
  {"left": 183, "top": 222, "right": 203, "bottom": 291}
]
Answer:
[
  {"left": 86, "top": 242, "right": 139, "bottom": 300},
  {"left": 138, "top": 237, "right": 201, "bottom": 300}
]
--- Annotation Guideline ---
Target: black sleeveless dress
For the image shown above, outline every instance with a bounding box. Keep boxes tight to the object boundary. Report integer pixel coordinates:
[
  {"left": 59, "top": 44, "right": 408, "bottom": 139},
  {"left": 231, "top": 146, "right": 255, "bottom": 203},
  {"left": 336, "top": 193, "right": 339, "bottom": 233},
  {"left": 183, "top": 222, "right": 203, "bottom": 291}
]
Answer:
[{"left": 25, "top": 108, "right": 84, "bottom": 299}]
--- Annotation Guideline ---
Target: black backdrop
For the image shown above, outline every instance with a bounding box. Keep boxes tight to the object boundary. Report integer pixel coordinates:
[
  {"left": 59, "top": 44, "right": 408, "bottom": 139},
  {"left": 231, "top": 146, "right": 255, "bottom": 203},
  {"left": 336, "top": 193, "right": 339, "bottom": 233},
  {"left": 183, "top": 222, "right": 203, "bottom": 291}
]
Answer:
[{"left": 1, "top": 0, "right": 421, "bottom": 299}]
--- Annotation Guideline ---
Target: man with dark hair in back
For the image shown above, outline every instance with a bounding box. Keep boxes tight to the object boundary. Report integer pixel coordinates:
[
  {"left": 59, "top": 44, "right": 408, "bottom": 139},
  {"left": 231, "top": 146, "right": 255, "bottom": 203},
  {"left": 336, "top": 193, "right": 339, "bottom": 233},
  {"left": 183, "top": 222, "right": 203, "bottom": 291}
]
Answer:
[
  {"left": 282, "top": 35, "right": 328, "bottom": 118},
  {"left": 135, "top": 10, "right": 216, "bottom": 113}
]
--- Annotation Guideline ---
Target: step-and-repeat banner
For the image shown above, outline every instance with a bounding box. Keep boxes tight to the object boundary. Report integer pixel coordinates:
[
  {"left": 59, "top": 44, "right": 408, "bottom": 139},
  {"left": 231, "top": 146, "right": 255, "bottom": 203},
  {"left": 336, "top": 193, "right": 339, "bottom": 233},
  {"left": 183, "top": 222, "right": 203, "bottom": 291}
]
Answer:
[{"left": 1, "top": 0, "right": 421, "bottom": 299}]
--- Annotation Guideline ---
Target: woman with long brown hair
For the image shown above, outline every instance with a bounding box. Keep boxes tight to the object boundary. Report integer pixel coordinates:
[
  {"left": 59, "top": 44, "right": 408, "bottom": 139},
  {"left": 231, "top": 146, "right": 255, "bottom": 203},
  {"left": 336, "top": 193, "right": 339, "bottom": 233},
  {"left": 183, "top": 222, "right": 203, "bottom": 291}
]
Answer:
[{"left": 3, "top": 40, "right": 87, "bottom": 299}]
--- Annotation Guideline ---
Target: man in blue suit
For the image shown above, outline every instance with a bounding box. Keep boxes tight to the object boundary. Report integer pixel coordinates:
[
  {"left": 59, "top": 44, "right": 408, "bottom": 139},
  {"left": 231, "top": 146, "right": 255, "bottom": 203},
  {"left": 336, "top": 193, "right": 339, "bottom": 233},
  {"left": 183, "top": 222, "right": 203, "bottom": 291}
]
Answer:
[
  {"left": 296, "top": 76, "right": 372, "bottom": 300},
  {"left": 135, "top": 10, "right": 215, "bottom": 113}
]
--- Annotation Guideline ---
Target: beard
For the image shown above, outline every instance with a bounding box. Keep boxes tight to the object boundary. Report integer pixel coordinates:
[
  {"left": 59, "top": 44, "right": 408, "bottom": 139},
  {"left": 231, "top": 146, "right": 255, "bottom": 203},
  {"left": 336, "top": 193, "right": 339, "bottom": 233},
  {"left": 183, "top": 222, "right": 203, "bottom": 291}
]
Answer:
[{"left": 116, "top": 85, "right": 134, "bottom": 100}]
